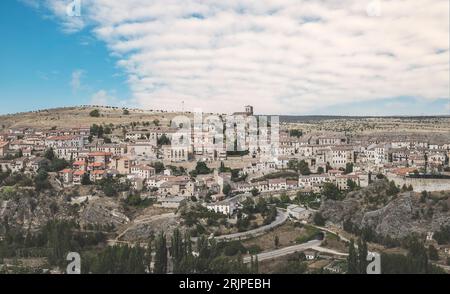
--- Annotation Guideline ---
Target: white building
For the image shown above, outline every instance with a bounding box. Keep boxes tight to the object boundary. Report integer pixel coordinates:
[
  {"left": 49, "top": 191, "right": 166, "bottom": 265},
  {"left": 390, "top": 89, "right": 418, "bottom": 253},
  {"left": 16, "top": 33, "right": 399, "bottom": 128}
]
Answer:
[
  {"left": 287, "top": 204, "right": 311, "bottom": 220},
  {"left": 130, "top": 164, "right": 156, "bottom": 179},
  {"left": 206, "top": 201, "right": 236, "bottom": 216},
  {"left": 45, "top": 135, "right": 84, "bottom": 149}
]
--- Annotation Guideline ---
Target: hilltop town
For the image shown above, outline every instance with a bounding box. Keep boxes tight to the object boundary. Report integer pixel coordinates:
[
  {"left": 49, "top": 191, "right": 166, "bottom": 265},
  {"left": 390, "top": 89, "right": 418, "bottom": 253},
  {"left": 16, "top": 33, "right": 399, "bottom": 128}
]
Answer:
[{"left": 0, "top": 105, "right": 449, "bottom": 274}]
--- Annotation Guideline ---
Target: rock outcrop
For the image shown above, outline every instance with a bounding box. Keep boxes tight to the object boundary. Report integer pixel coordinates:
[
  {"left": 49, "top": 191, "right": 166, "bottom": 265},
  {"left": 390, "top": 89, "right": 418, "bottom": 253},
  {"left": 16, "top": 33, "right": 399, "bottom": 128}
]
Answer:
[{"left": 319, "top": 180, "right": 450, "bottom": 239}]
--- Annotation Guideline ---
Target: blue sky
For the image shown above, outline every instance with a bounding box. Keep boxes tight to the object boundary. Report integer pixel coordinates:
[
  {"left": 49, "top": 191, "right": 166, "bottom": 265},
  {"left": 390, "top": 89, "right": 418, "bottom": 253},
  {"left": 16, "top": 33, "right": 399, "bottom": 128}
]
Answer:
[
  {"left": 0, "top": 0, "right": 449, "bottom": 116},
  {"left": 0, "top": 0, "right": 130, "bottom": 114}
]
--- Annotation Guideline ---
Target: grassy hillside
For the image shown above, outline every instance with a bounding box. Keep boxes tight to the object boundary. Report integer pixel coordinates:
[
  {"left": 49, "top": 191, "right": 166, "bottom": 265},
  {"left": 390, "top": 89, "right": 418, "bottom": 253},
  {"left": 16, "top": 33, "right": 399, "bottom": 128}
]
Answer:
[{"left": 0, "top": 106, "right": 196, "bottom": 129}]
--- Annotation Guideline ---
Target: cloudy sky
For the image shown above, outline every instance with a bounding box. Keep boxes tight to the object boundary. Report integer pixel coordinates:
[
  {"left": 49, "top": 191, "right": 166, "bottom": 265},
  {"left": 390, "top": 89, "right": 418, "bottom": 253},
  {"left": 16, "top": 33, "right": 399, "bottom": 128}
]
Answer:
[{"left": 0, "top": 0, "right": 449, "bottom": 115}]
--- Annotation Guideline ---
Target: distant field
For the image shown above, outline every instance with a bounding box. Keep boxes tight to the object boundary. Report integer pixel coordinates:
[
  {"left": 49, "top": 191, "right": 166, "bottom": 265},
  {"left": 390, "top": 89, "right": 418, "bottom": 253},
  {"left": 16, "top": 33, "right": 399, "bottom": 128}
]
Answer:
[{"left": 1, "top": 106, "right": 450, "bottom": 136}]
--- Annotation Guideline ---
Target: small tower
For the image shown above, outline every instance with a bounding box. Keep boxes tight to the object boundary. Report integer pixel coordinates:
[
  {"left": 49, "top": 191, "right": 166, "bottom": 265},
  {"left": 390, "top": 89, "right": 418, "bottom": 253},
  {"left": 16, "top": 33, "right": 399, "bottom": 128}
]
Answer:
[{"left": 245, "top": 105, "right": 254, "bottom": 115}]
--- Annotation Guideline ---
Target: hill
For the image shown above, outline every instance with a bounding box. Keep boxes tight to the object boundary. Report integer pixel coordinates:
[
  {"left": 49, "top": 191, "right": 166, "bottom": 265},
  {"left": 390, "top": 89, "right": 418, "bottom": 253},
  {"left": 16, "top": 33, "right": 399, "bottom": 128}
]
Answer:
[{"left": 0, "top": 106, "right": 194, "bottom": 129}]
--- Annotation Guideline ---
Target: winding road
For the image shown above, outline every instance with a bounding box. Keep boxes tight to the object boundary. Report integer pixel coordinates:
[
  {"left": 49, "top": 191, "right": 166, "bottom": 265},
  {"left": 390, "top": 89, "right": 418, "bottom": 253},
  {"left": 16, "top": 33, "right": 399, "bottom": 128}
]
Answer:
[
  {"left": 243, "top": 240, "right": 322, "bottom": 263},
  {"left": 242, "top": 239, "right": 349, "bottom": 264},
  {"left": 215, "top": 208, "right": 288, "bottom": 241}
]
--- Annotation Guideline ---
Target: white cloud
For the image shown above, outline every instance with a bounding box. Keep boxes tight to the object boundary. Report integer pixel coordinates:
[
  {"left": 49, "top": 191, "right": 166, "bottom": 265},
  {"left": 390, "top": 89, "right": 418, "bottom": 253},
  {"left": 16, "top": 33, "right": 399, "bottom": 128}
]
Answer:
[
  {"left": 22, "top": 0, "right": 86, "bottom": 33},
  {"left": 70, "top": 69, "right": 84, "bottom": 91},
  {"left": 38, "top": 0, "right": 449, "bottom": 114},
  {"left": 90, "top": 89, "right": 126, "bottom": 107}
]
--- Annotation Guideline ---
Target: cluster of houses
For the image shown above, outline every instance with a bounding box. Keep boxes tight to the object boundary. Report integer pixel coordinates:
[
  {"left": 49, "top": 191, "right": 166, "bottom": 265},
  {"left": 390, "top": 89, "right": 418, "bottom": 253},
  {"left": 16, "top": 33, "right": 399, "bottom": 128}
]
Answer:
[{"left": 1, "top": 107, "right": 450, "bottom": 213}]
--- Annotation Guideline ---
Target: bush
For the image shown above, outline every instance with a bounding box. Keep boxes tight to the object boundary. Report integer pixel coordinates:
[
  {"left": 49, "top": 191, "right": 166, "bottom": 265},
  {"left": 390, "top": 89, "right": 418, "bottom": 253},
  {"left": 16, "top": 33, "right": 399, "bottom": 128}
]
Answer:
[
  {"left": 89, "top": 109, "right": 100, "bottom": 117},
  {"left": 246, "top": 244, "right": 262, "bottom": 255},
  {"left": 428, "top": 245, "right": 439, "bottom": 261},
  {"left": 222, "top": 241, "right": 246, "bottom": 256},
  {"left": 34, "top": 170, "right": 51, "bottom": 191},
  {"left": 195, "top": 162, "right": 212, "bottom": 175},
  {"left": 152, "top": 162, "right": 165, "bottom": 174},
  {"left": 313, "top": 212, "right": 326, "bottom": 226},
  {"left": 81, "top": 174, "right": 91, "bottom": 185},
  {"left": 433, "top": 225, "right": 450, "bottom": 244},
  {"left": 322, "top": 183, "right": 342, "bottom": 200},
  {"left": 386, "top": 181, "right": 400, "bottom": 196},
  {"left": 123, "top": 194, "right": 153, "bottom": 208}
]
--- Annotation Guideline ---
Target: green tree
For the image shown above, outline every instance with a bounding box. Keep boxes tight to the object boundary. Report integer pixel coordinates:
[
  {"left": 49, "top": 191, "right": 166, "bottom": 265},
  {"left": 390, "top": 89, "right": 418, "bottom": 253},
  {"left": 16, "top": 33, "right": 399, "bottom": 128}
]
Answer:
[
  {"left": 154, "top": 232, "right": 167, "bottom": 274},
  {"left": 344, "top": 163, "right": 354, "bottom": 174},
  {"left": 287, "top": 159, "right": 310, "bottom": 175},
  {"left": 313, "top": 212, "right": 326, "bottom": 226},
  {"left": 401, "top": 184, "right": 408, "bottom": 192},
  {"left": 51, "top": 158, "right": 69, "bottom": 172},
  {"left": 219, "top": 162, "right": 227, "bottom": 173},
  {"left": 171, "top": 228, "right": 184, "bottom": 273},
  {"left": 81, "top": 173, "right": 91, "bottom": 185},
  {"left": 223, "top": 183, "right": 232, "bottom": 196},
  {"left": 152, "top": 162, "right": 165, "bottom": 174},
  {"left": 420, "top": 191, "right": 428, "bottom": 203},
  {"left": 347, "top": 239, "right": 358, "bottom": 274},
  {"left": 90, "top": 124, "right": 104, "bottom": 138},
  {"left": 280, "top": 193, "right": 290, "bottom": 203},
  {"left": 428, "top": 245, "right": 439, "bottom": 261},
  {"left": 195, "top": 162, "right": 211, "bottom": 175},
  {"left": 89, "top": 109, "right": 100, "bottom": 117},
  {"left": 274, "top": 235, "right": 279, "bottom": 248},
  {"left": 386, "top": 181, "right": 400, "bottom": 196},
  {"left": 347, "top": 179, "right": 358, "bottom": 191},
  {"left": 407, "top": 237, "right": 428, "bottom": 274},
  {"left": 322, "top": 183, "right": 342, "bottom": 200},
  {"left": 357, "top": 238, "right": 368, "bottom": 274},
  {"left": 102, "top": 182, "right": 117, "bottom": 197},
  {"left": 44, "top": 148, "right": 55, "bottom": 161},
  {"left": 34, "top": 170, "right": 51, "bottom": 191},
  {"left": 298, "top": 160, "right": 311, "bottom": 175},
  {"left": 433, "top": 225, "right": 450, "bottom": 244},
  {"left": 157, "top": 134, "right": 171, "bottom": 145}
]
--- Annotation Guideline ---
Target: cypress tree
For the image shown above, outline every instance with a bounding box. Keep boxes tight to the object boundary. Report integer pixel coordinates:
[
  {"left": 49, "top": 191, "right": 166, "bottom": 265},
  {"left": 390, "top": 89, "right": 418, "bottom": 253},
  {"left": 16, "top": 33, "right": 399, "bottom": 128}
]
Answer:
[
  {"left": 347, "top": 239, "right": 358, "bottom": 274},
  {"left": 154, "top": 232, "right": 167, "bottom": 273},
  {"left": 146, "top": 240, "right": 152, "bottom": 273},
  {"left": 358, "top": 238, "right": 368, "bottom": 274},
  {"left": 171, "top": 228, "right": 184, "bottom": 273}
]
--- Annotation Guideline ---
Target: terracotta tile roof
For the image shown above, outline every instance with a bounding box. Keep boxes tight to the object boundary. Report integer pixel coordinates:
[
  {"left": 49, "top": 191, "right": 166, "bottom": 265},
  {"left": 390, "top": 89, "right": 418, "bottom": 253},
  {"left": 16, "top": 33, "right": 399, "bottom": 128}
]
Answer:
[
  {"left": 91, "top": 170, "right": 105, "bottom": 175},
  {"left": 392, "top": 167, "right": 417, "bottom": 176},
  {"left": 88, "top": 152, "right": 113, "bottom": 156},
  {"left": 46, "top": 135, "right": 79, "bottom": 140},
  {"left": 88, "top": 162, "right": 104, "bottom": 167}
]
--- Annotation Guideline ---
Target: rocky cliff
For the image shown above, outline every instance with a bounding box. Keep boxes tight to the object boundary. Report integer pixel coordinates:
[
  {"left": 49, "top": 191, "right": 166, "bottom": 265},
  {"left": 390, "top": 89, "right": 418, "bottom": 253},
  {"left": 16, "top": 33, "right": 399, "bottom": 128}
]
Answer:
[{"left": 319, "top": 180, "right": 450, "bottom": 239}]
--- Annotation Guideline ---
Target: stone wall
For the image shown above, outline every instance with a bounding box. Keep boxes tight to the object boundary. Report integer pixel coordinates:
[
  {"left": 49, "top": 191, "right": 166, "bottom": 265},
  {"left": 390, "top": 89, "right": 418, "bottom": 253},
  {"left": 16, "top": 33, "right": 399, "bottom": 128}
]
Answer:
[{"left": 389, "top": 175, "right": 450, "bottom": 192}]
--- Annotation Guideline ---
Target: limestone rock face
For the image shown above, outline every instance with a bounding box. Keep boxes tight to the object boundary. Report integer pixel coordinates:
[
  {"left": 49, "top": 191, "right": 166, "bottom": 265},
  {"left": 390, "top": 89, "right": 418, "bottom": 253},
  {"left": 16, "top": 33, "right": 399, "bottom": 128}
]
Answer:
[
  {"left": 0, "top": 189, "right": 73, "bottom": 231},
  {"left": 0, "top": 188, "right": 129, "bottom": 232},
  {"left": 79, "top": 197, "right": 129, "bottom": 228},
  {"left": 319, "top": 180, "right": 450, "bottom": 239}
]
